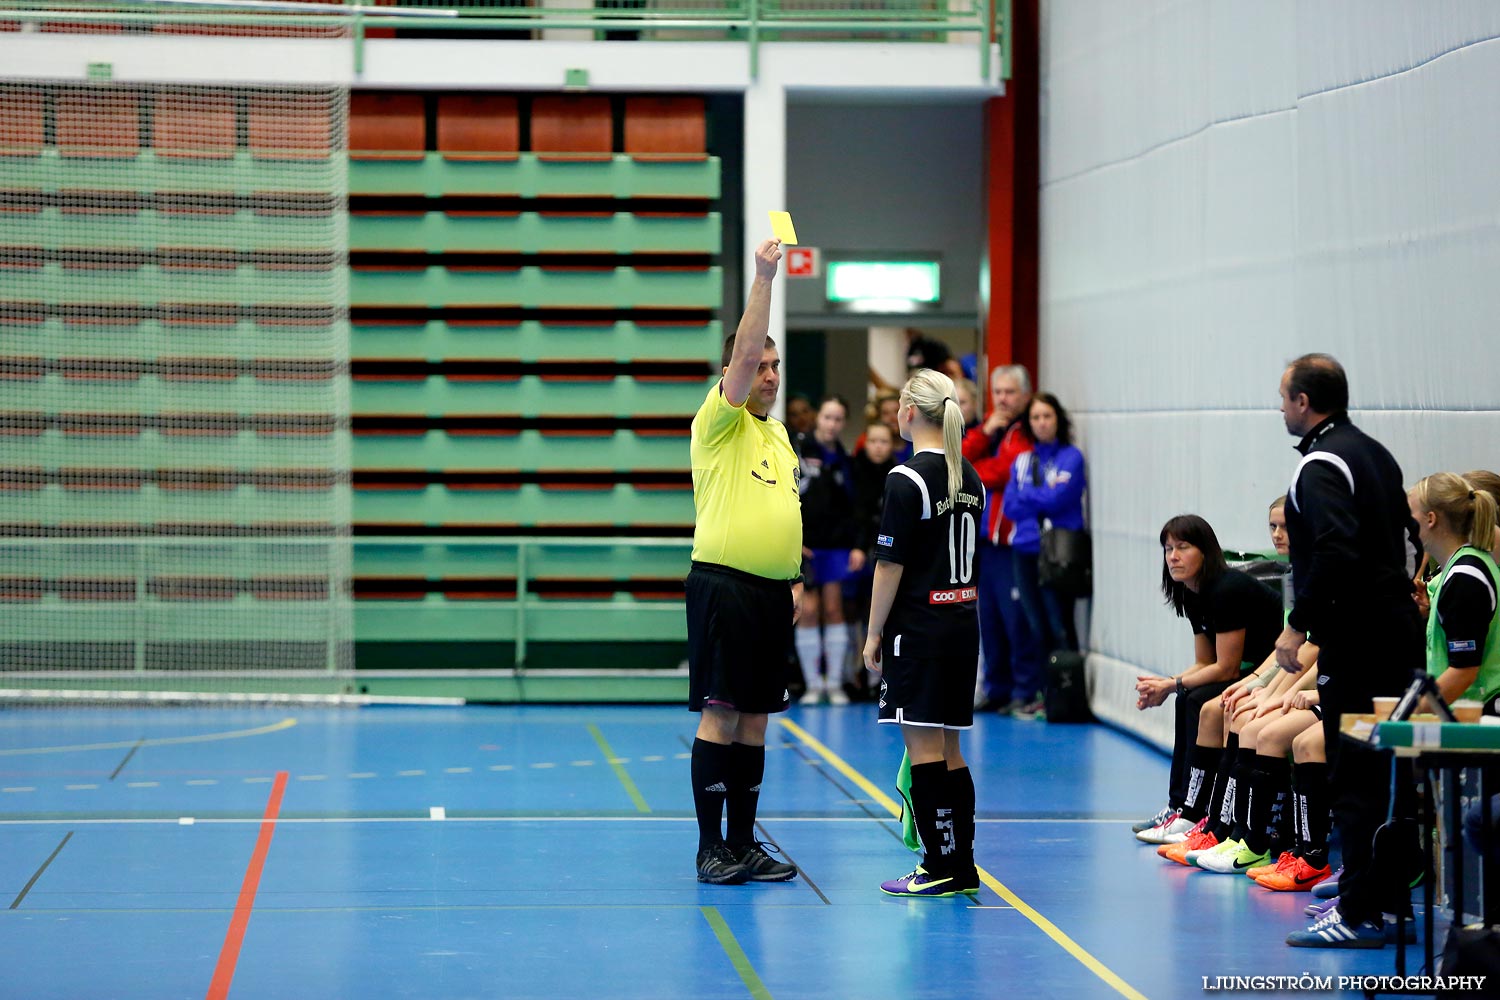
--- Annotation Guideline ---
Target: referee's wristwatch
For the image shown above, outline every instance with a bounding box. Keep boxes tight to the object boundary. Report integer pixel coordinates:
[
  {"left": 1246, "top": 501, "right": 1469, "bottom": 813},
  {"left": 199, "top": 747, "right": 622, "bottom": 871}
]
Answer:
[{"left": 1175, "top": 676, "right": 1187, "bottom": 696}]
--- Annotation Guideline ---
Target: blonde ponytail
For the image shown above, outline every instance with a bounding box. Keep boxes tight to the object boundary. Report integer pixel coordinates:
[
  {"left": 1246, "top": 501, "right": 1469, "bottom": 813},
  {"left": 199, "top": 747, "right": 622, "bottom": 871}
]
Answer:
[
  {"left": 901, "top": 368, "right": 964, "bottom": 504},
  {"left": 1415, "top": 472, "right": 1500, "bottom": 551}
]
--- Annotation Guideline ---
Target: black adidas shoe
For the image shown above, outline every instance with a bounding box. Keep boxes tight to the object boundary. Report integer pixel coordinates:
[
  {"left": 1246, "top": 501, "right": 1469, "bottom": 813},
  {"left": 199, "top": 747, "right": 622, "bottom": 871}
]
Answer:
[
  {"left": 696, "top": 842, "right": 750, "bottom": 885},
  {"left": 731, "top": 841, "right": 798, "bottom": 882}
]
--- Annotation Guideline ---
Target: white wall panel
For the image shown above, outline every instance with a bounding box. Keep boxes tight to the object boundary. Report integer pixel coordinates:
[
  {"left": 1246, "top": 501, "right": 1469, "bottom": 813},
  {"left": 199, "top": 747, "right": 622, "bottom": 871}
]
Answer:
[
  {"left": 1295, "top": 0, "right": 1500, "bottom": 100},
  {"left": 1040, "top": 1, "right": 1500, "bottom": 744}
]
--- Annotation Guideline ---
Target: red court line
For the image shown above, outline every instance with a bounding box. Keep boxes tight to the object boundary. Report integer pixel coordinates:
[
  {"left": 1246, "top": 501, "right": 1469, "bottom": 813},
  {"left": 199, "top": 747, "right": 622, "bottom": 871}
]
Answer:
[{"left": 206, "top": 770, "right": 288, "bottom": 1000}]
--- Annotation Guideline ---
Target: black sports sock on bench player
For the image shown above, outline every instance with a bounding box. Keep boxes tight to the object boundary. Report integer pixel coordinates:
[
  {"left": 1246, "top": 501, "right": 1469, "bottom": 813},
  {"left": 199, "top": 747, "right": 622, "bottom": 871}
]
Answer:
[
  {"left": 1206, "top": 733, "right": 1239, "bottom": 838},
  {"left": 1178, "top": 744, "right": 1222, "bottom": 823}
]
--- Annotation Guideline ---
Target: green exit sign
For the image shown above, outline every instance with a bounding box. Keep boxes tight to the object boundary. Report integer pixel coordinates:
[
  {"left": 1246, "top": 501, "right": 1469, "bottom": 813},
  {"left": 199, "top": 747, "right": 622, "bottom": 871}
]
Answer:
[
  {"left": 86, "top": 62, "right": 113, "bottom": 80},
  {"left": 826, "top": 261, "right": 941, "bottom": 305}
]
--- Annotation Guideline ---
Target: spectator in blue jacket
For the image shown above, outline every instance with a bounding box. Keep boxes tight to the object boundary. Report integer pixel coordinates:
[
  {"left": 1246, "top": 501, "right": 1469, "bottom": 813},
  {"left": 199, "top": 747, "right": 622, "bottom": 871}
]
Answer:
[{"left": 1001, "top": 393, "right": 1087, "bottom": 711}]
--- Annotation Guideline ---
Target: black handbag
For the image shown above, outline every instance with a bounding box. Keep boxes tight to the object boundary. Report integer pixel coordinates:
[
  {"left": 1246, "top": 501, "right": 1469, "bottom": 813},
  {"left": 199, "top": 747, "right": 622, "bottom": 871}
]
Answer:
[{"left": 1030, "top": 454, "right": 1092, "bottom": 597}]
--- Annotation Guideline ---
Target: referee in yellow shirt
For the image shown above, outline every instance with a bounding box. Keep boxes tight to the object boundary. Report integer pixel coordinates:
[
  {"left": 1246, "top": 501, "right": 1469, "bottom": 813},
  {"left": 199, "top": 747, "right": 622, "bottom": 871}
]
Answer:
[{"left": 687, "top": 238, "right": 804, "bottom": 884}]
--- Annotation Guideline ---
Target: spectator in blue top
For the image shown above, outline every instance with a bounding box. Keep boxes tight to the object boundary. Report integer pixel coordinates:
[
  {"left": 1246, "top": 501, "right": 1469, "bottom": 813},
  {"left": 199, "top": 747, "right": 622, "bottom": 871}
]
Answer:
[{"left": 1001, "top": 392, "right": 1087, "bottom": 702}]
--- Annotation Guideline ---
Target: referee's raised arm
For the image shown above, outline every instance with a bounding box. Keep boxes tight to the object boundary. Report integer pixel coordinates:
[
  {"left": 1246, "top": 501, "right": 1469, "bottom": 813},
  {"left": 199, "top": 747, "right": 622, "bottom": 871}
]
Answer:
[{"left": 721, "top": 239, "right": 782, "bottom": 407}]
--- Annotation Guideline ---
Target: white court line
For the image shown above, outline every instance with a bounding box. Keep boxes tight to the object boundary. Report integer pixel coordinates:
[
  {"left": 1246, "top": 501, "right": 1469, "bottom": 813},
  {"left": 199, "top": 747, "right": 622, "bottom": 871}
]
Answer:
[{"left": 0, "top": 815, "right": 1132, "bottom": 827}]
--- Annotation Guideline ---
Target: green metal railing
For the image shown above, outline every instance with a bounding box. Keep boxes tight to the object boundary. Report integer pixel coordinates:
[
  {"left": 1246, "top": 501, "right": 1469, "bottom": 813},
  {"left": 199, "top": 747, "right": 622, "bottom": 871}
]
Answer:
[
  {"left": 0, "top": 534, "right": 692, "bottom": 677},
  {"left": 352, "top": 534, "right": 694, "bottom": 669},
  {"left": 0, "top": 1, "right": 1010, "bottom": 80}
]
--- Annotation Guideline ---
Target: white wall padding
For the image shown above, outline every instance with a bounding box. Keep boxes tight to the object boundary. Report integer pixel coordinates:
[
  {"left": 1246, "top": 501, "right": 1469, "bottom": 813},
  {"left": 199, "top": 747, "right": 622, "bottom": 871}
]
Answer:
[{"left": 1041, "top": 1, "right": 1500, "bottom": 747}]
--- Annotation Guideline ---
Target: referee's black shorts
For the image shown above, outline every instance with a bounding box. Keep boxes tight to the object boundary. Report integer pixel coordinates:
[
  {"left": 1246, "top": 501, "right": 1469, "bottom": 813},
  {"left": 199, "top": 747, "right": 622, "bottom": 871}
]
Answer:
[{"left": 685, "top": 561, "right": 793, "bottom": 715}]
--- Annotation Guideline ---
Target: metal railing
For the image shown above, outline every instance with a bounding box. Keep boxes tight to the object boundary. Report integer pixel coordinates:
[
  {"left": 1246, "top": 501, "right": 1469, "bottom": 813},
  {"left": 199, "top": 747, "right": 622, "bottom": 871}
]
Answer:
[
  {"left": 351, "top": 534, "right": 694, "bottom": 672},
  {"left": 0, "top": 1, "right": 1010, "bottom": 80},
  {"left": 0, "top": 534, "right": 692, "bottom": 676}
]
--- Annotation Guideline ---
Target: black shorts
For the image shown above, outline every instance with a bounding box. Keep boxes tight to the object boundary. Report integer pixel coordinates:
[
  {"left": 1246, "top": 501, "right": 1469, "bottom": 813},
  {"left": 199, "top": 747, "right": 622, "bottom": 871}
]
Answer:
[
  {"left": 876, "top": 629, "right": 979, "bottom": 730},
  {"left": 685, "top": 561, "right": 794, "bottom": 715}
]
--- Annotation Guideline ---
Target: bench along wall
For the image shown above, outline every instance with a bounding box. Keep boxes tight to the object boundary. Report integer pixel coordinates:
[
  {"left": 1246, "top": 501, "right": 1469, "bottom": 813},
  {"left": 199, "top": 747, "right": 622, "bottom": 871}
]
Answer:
[{"left": 1038, "top": 1, "right": 1500, "bottom": 747}]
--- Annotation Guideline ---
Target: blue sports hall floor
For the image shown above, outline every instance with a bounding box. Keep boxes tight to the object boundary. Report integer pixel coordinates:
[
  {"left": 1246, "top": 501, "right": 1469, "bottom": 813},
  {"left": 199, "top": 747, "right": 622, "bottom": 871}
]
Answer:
[{"left": 0, "top": 702, "right": 1424, "bottom": 999}]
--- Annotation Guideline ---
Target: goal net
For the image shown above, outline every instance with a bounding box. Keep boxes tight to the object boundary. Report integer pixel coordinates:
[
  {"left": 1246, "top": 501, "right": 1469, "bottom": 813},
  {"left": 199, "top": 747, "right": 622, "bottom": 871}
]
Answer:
[{"left": 0, "top": 76, "right": 353, "bottom": 703}]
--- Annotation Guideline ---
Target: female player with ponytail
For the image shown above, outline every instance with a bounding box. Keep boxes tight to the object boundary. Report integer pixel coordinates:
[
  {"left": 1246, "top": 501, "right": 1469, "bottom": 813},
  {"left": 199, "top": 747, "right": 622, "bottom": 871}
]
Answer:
[
  {"left": 863, "top": 369, "right": 987, "bottom": 897},
  {"left": 1409, "top": 472, "right": 1500, "bottom": 711}
]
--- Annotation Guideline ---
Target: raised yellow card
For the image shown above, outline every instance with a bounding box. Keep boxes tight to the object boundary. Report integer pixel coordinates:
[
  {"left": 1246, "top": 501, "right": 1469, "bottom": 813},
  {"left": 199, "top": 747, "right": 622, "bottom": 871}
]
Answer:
[{"left": 768, "top": 211, "right": 798, "bottom": 245}]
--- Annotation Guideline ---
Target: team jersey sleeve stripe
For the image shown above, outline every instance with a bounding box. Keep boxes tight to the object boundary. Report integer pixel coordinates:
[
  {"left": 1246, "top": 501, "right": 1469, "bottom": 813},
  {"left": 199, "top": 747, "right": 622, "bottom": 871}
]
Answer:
[
  {"left": 1450, "top": 563, "right": 1498, "bottom": 612},
  {"left": 891, "top": 465, "right": 932, "bottom": 520}
]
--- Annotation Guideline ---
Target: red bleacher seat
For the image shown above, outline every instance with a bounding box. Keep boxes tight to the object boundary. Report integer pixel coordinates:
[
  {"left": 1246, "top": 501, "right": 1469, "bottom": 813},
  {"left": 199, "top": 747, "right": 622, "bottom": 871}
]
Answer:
[
  {"left": 350, "top": 92, "right": 426, "bottom": 161},
  {"left": 437, "top": 95, "right": 520, "bottom": 161},
  {"left": 0, "top": 86, "right": 43, "bottom": 156},
  {"left": 530, "top": 96, "right": 612, "bottom": 161},
  {"left": 56, "top": 89, "right": 140, "bottom": 158},
  {"left": 248, "top": 93, "right": 334, "bottom": 160},
  {"left": 153, "top": 89, "right": 236, "bottom": 159},
  {"left": 624, "top": 97, "right": 707, "bottom": 161}
]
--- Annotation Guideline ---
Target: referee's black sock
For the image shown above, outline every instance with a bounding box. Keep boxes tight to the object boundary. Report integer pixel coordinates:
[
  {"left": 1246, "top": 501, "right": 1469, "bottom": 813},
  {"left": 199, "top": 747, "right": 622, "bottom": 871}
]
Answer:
[
  {"left": 1178, "top": 744, "right": 1221, "bottom": 823},
  {"left": 946, "top": 765, "right": 976, "bottom": 873},
  {"left": 724, "top": 742, "right": 766, "bottom": 848},
  {"left": 909, "top": 761, "right": 954, "bottom": 875},
  {"left": 692, "top": 738, "right": 734, "bottom": 853}
]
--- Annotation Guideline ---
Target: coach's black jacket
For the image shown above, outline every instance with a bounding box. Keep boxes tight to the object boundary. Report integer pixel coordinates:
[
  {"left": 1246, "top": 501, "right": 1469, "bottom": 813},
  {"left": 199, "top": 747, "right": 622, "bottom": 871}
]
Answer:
[{"left": 1284, "top": 413, "right": 1419, "bottom": 637}]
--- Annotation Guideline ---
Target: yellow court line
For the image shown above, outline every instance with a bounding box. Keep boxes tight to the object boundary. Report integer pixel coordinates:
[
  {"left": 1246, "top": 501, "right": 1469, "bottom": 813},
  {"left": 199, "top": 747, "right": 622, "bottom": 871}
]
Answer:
[
  {"left": 586, "top": 723, "right": 651, "bottom": 813},
  {"left": 777, "top": 717, "right": 1149, "bottom": 1000},
  {"left": 0, "top": 718, "right": 299, "bottom": 757},
  {"left": 701, "top": 906, "right": 774, "bottom": 1000}
]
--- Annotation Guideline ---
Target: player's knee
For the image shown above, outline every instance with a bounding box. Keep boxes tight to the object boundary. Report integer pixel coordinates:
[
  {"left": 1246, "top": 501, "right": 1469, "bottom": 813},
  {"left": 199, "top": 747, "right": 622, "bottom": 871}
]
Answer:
[{"left": 1292, "top": 725, "right": 1323, "bottom": 762}]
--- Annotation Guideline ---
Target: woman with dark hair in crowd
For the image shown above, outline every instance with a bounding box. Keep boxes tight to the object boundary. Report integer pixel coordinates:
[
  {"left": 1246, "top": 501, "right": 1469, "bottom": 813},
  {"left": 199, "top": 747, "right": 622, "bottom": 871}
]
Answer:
[
  {"left": 1133, "top": 514, "right": 1283, "bottom": 845},
  {"left": 1001, "top": 393, "right": 1087, "bottom": 716},
  {"left": 796, "top": 395, "right": 859, "bottom": 705},
  {"left": 855, "top": 390, "right": 913, "bottom": 463},
  {"left": 848, "top": 422, "right": 900, "bottom": 701}
]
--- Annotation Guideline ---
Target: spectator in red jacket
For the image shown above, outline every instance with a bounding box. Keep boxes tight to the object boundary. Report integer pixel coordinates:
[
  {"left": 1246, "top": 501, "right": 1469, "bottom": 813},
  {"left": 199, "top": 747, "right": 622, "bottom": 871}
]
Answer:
[{"left": 962, "top": 364, "right": 1038, "bottom": 714}]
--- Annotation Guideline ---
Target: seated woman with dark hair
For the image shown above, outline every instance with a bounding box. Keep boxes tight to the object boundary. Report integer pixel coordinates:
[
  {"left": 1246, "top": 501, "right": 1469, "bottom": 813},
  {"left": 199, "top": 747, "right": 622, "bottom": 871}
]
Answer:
[{"left": 1133, "top": 514, "right": 1284, "bottom": 845}]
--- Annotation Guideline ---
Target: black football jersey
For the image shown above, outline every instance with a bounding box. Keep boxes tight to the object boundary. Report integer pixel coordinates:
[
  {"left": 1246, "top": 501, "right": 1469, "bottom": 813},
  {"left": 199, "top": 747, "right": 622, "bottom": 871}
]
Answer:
[{"left": 873, "top": 449, "right": 986, "bottom": 657}]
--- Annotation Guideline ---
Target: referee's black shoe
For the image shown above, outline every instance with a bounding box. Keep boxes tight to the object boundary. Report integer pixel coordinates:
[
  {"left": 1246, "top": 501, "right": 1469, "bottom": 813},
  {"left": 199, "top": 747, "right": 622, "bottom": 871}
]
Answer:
[
  {"left": 696, "top": 842, "right": 751, "bottom": 884},
  {"left": 731, "top": 840, "right": 798, "bottom": 882}
]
